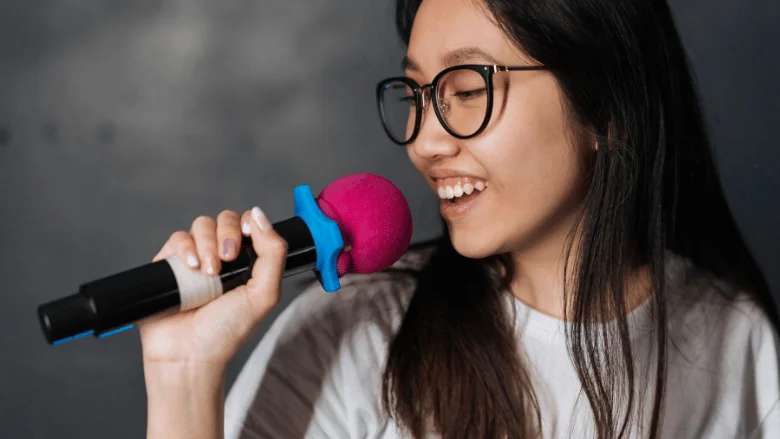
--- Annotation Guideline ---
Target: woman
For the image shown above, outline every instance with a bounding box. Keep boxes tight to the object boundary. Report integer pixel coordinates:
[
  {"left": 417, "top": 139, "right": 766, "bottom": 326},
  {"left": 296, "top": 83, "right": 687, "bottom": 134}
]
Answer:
[{"left": 140, "top": 0, "right": 780, "bottom": 437}]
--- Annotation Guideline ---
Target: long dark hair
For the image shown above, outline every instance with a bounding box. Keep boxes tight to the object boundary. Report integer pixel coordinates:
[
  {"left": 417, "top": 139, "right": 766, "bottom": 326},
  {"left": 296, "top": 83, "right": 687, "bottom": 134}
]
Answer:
[{"left": 381, "top": 1, "right": 779, "bottom": 438}]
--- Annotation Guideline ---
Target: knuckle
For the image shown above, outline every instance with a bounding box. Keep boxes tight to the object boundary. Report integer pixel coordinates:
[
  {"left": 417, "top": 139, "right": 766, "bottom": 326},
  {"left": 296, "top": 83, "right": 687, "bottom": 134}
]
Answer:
[
  {"left": 192, "top": 217, "right": 217, "bottom": 239},
  {"left": 197, "top": 237, "right": 218, "bottom": 253},
  {"left": 170, "top": 230, "right": 188, "bottom": 239},
  {"left": 218, "top": 209, "right": 240, "bottom": 220},
  {"left": 217, "top": 221, "right": 241, "bottom": 237},
  {"left": 199, "top": 249, "right": 217, "bottom": 264},
  {"left": 176, "top": 237, "right": 195, "bottom": 252},
  {"left": 192, "top": 215, "right": 215, "bottom": 227},
  {"left": 169, "top": 230, "right": 191, "bottom": 244},
  {"left": 268, "top": 237, "right": 288, "bottom": 254}
]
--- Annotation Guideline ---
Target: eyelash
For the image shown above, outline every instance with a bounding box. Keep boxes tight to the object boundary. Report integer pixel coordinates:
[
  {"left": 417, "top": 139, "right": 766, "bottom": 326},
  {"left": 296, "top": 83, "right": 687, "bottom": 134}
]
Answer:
[
  {"left": 453, "top": 88, "right": 487, "bottom": 100},
  {"left": 398, "top": 87, "right": 487, "bottom": 104}
]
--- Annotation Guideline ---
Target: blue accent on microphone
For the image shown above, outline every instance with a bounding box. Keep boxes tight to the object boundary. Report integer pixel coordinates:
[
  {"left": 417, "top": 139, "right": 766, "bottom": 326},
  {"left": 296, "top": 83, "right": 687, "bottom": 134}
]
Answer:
[
  {"left": 52, "top": 329, "right": 95, "bottom": 346},
  {"left": 97, "top": 324, "right": 134, "bottom": 338},
  {"left": 293, "top": 184, "right": 344, "bottom": 292}
]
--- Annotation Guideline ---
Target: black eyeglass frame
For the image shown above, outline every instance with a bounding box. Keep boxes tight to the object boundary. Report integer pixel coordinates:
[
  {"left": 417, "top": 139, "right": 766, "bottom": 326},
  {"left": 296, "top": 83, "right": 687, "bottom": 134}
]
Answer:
[{"left": 376, "top": 64, "right": 549, "bottom": 145}]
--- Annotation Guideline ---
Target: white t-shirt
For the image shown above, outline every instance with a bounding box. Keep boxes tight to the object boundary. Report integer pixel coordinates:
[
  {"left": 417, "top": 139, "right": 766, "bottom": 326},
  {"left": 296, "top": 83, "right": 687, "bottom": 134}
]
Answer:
[{"left": 224, "top": 248, "right": 780, "bottom": 438}]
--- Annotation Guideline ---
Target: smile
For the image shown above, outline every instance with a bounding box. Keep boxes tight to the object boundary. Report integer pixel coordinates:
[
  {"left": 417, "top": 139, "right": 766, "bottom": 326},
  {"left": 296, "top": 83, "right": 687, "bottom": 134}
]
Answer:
[
  {"left": 435, "top": 177, "right": 489, "bottom": 200},
  {"left": 435, "top": 176, "right": 489, "bottom": 220}
]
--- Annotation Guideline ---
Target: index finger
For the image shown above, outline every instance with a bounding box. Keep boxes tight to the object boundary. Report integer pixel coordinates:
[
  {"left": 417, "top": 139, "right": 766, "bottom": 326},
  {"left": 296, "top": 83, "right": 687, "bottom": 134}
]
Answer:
[{"left": 152, "top": 231, "right": 189, "bottom": 262}]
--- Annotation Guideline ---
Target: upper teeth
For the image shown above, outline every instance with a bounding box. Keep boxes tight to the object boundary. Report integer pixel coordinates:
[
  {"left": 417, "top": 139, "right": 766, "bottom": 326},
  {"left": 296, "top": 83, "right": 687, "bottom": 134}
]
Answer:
[{"left": 436, "top": 179, "right": 488, "bottom": 199}]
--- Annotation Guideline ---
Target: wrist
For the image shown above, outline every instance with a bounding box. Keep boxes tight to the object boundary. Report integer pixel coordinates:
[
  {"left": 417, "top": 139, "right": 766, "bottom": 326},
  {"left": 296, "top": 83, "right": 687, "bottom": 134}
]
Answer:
[
  {"left": 144, "top": 359, "right": 226, "bottom": 386},
  {"left": 144, "top": 361, "right": 226, "bottom": 439}
]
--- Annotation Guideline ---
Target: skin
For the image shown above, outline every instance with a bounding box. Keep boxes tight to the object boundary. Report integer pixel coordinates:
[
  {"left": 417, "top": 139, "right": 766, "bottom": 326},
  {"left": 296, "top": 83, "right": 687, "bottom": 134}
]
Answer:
[
  {"left": 405, "top": 0, "right": 598, "bottom": 316},
  {"left": 141, "top": 0, "right": 651, "bottom": 436},
  {"left": 140, "top": 207, "right": 288, "bottom": 439}
]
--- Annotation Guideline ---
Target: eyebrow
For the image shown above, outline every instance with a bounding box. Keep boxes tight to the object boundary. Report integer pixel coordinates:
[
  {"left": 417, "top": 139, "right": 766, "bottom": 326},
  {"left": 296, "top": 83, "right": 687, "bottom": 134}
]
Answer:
[{"left": 402, "top": 47, "right": 502, "bottom": 72}]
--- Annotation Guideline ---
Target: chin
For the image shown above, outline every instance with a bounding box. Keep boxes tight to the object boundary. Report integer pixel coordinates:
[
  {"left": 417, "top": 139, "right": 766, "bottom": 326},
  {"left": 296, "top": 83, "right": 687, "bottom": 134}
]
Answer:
[{"left": 447, "top": 226, "right": 503, "bottom": 260}]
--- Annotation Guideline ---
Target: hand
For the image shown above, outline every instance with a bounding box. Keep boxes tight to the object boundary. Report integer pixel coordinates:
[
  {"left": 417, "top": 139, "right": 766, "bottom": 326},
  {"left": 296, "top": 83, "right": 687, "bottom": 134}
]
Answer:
[{"left": 137, "top": 207, "right": 287, "bottom": 370}]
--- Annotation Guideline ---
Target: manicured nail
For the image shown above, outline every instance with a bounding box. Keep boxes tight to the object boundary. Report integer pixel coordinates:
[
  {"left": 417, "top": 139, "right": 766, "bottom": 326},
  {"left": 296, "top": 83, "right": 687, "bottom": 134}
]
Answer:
[
  {"left": 186, "top": 252, "right": 199, "bottom": 268},
  {"left": 251, "top": 206, "right": 270, "bottom": 232},
  {"left": 222, "top": 238, "right": 235, "bottom": 257},
  {"left": 206, "top": 261, "right": 215, "bottom": 275},
  {"left": 242, "top": 221, "right": 251, "bottom": 236}
]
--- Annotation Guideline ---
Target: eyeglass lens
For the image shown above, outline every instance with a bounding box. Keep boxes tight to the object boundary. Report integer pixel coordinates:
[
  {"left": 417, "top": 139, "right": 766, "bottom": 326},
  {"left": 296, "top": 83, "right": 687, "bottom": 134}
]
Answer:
[{"left": 380, "top": 68, "right": 489, "bottom": 143}]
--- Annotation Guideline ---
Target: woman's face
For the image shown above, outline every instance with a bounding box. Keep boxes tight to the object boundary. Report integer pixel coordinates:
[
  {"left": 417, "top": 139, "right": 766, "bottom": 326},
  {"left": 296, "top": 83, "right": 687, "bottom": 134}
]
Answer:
[{"left": 405, "top": 0, "right": 592, "bottom": 259}]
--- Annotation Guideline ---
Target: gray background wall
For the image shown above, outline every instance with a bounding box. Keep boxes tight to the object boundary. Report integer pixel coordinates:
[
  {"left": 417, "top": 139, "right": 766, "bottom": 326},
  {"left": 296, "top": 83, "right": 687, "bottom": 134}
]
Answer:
[{"left": 0, "top": 0, "right": 777, "bottom": 437}]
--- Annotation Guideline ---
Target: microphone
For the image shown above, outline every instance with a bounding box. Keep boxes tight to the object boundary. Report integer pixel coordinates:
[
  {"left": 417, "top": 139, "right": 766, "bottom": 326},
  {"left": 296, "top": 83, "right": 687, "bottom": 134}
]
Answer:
[{"left": 37, "top": 173, "right": 413, "bottom": 345}]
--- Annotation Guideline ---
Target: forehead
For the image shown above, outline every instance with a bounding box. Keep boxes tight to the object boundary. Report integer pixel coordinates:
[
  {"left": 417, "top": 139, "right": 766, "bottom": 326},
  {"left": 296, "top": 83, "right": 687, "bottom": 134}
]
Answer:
[{"left": 406, "top": 0, "right": 528, "bottom": 72}]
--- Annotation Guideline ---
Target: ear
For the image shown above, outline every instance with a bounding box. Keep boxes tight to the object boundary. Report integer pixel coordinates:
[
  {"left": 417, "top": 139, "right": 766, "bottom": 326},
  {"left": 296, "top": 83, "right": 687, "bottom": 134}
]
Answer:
[{"left": 587, "top": 125, "right": 599, "bottom": 151}]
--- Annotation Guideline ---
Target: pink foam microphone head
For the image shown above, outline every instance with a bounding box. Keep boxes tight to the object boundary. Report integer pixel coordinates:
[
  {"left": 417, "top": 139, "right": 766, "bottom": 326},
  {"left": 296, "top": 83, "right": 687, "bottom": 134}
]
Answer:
[{"left": 315, "top": 173, "right": 413, "bottom": 276}]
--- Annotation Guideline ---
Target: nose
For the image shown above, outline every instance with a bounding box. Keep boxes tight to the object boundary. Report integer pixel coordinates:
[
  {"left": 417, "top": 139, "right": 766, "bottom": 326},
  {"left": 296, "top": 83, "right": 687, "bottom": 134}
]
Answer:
[{"left": 410, "top": 86, "right": 459, "bottom": 160}]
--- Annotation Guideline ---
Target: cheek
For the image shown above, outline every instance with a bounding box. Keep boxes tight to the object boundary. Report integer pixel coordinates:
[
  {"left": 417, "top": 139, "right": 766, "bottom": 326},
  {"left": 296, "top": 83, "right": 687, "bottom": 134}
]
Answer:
[
  {"left": 472, "top": 81, "right": 589, "bottom": 249},
  {"left": 480, "top": 81, "right": 580, "bottom": 194}
]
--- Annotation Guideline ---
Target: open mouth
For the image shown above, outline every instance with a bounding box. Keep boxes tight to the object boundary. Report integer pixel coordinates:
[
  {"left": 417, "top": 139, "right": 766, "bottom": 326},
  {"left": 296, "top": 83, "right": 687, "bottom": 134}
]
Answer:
[
  {"left": 437, "top": 178, "right": 488, "bottom": 204},
  {"left": 445, "top": 189, "right": 483, "bottom": 204}
]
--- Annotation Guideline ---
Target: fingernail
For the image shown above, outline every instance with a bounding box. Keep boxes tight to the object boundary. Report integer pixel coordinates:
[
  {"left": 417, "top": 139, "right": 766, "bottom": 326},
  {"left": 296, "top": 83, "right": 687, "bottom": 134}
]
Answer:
[
  {"left": 242, "top": 221, "right": 251, "bottom": 235},
  {"left": 186, "top": 252, "right": 199, "bottom": 268},
  {"left": 222, "top": 238, "right": 235, "bottom": 257},
  {"left": 251, "top": 206, "right": 270, "bottom": 232},
  {"left": 206, "top": 261, "right": 215, "bottom": 275}
]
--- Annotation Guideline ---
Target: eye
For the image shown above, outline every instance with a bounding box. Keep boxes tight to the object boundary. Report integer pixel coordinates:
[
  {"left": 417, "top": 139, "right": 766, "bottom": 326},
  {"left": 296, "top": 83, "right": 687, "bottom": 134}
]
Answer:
[{"left": 453, "top": 88, "right": 487, "bottom": 100}]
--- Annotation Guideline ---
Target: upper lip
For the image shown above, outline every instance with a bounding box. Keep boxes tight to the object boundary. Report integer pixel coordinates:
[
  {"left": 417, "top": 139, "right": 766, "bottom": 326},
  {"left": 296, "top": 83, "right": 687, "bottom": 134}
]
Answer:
[{"left": 429, "top": 169, "right": 487, "bottom": 181}]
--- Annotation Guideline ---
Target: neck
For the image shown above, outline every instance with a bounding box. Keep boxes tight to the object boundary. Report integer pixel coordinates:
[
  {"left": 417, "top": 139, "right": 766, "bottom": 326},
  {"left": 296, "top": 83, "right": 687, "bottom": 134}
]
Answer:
[{"left": 508, "top": 230, "right": 652, "bottom": 321}]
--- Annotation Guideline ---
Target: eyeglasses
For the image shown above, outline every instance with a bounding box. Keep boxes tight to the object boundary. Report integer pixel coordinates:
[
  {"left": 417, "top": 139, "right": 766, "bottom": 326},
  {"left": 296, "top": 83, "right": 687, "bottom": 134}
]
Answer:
[{"left": 376, "top": 64, "right": 549, "bottom": 145}]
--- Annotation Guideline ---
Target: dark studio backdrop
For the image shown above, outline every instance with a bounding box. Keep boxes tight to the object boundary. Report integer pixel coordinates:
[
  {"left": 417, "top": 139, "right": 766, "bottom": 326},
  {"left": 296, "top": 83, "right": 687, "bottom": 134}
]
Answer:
[{"left": 0, "top": 0, "right": 777, "bottom": 437}]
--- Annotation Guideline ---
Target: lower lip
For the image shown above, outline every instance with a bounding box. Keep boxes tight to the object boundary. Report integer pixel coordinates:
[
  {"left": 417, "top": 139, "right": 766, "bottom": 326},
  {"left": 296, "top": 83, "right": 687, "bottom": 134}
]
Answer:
[{"left": 439, "top": 189, "right": 486, "bottom": 220}]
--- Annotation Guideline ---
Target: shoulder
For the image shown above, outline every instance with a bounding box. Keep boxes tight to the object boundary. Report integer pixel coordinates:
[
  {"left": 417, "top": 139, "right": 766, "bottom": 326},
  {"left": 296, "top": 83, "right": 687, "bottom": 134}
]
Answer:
[
  {"left": 663, "top": 251, "right": 779, "bottom": 355},
  {"left": 224, "top": 246, "right": 433, "bottom": 439},
  {"left": 662, "top": 251, "right": 780, "bottom": 435}
]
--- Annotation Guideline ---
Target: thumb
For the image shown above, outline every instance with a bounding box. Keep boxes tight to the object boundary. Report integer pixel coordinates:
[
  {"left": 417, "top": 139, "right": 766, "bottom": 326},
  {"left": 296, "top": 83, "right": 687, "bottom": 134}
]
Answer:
[
  {"left": 185, "top": 206, "right": 284, "bottom": 354},
  {"left": 243, "top": 206, "right": 287, "bottom": 319}
]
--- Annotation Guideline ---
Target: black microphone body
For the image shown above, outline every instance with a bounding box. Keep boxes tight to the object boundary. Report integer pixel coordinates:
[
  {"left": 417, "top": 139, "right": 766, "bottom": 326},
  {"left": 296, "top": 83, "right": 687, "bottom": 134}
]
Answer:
[{"left": 38, "top": 216, "right": 317, "bottom": 345}]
